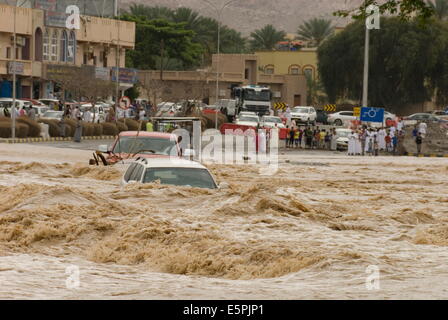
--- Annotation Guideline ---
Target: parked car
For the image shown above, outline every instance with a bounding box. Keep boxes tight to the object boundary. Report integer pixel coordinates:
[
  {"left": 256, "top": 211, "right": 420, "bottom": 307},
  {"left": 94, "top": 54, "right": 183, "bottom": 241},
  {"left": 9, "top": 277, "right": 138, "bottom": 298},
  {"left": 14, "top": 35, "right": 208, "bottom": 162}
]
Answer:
[
  {"left": 80, "top": 104, "right": 106, "bottom": 123},
  {"left": 260, "top": 116, "right": 285, "bottom": 128},
  {"left": 234, "top": 115, "right": 260, "bottom": 127},
  {"left": 39, "top": 99, "right": 60, "bottom": 110},
  {"left": 122, "top": 157, "right": 219, "bottom": 189},
  {"left": 327, "top": 111, "right": 356, "bottom": 126},
  {"left": 403, "top": 113, "right": 440, "bottom": 122},
  {"left": 93, "top": 131, "right": 182, "bottom": 166},
  {"left": 40, "top": 110, "right": 64, "bottom": 121},
  {"left": 290, "top": 106, "right": 317, "bottom": 125},
  {"left": 335, "top": 128, "right": 352, "bottom": 151},
  {"left": 0, "top": 98, "right": 29, "bottom": 117},
  {"left": 431, "top": 110, "right": 448, "bottom": 121}
]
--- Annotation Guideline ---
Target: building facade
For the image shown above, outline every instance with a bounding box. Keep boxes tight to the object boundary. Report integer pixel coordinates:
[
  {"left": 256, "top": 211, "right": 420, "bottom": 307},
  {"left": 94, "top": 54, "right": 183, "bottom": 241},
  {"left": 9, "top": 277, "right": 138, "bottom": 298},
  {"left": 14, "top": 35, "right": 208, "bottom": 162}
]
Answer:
[
  {"left": 0, "top": 2, "right": 135, "bottom": 99},
  {"left": 139, "top": 54, "right": 308, "bottom": 108},
  {"left": 256, "top": 49, "right": 318, "bottom": 80}
]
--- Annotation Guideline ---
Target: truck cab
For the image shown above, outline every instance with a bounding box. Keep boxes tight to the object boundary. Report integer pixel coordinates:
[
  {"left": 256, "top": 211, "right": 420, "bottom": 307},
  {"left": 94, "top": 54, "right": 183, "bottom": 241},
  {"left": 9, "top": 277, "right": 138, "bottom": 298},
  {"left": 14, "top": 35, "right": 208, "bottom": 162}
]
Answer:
[{"left": 233, "top": 85, "right": 272, "bottom": 117}]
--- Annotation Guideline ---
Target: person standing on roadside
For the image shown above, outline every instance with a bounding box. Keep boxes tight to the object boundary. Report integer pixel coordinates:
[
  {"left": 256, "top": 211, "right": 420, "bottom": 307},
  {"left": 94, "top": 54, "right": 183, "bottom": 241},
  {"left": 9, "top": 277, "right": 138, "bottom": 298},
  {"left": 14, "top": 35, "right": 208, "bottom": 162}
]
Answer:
[
  {"left": 416, "top": 132, "right": 423, "bottom": 155},
  {"left": 418, "top": 121, "right": 427, "bottom": 139},
  {"left": 305, "top": 126, "right": 313, "bottom": 149},
  {"left": 331, "top": 128, "right": 338, "bottom": 151},
  {"left": 28, "top": 106, "right": 36, "bottom": 120}
]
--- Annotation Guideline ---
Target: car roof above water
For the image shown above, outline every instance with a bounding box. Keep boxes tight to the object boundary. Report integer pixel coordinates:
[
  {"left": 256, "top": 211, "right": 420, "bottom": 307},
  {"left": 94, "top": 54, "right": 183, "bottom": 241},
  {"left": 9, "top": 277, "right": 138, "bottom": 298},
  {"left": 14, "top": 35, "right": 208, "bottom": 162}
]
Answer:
[{"left": 134, "top": 157, "right": 207, "bottom": 169}]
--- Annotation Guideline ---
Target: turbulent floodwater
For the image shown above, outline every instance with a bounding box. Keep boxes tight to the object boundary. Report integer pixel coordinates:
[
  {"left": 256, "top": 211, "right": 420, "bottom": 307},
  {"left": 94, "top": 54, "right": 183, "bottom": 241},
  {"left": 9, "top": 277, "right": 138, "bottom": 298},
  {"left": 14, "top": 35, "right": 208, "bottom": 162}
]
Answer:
[{"left": 0, "top": 143, "right": 448, "bottom": 299}]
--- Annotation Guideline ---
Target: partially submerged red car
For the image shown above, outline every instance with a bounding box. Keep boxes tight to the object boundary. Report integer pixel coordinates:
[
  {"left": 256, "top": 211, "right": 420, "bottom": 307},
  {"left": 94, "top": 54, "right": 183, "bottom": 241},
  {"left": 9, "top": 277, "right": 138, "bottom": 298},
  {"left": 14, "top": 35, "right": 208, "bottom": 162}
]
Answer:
[{"left": 90, "top": 131, "right": 183, "bottom": 166}]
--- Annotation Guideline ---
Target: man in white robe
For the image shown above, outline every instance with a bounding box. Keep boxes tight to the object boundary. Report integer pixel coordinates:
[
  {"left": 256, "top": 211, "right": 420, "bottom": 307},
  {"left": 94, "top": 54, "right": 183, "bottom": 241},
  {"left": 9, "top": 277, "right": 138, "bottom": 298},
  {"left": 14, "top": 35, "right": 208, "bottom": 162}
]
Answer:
[
  {"left": 355, "top": 131, "right": 362, "bottom": 155},
  {"left": 378, "top": 128, "right": 386, "bottom": 151},
  {"left": 348, "top": 131, "right": 356, "bottom": 156}
]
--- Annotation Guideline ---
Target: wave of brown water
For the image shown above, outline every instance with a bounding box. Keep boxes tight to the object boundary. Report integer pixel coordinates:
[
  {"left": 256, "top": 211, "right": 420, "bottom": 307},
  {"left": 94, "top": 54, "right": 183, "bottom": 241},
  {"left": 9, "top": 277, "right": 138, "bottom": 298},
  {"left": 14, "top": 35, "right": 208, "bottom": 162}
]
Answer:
[{"left": 0, "top": 145, "right": 448, "bottom": 298}]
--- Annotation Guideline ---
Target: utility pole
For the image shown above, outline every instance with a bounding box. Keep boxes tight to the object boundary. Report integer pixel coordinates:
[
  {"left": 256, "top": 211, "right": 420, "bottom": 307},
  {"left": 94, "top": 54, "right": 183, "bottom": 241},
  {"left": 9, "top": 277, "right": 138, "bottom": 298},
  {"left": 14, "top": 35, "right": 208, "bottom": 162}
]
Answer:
[
  {"left": 11, "top": 1, "right": 17, "bottom": 140},
  {"left": 201, "top": 0, "right": 239, "bottom": 130},
  {"left": 114, "top": 0, "right": 120, "bottom": 123},
  {"left": 362, "top": 26, "right": 369, "bottom": 108}
]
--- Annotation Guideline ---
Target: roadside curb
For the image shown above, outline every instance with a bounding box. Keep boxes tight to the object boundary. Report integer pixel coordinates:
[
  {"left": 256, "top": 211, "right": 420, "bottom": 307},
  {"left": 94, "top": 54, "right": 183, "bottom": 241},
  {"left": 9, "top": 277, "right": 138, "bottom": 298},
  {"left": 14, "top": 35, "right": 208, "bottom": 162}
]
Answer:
[
  {"left": 0, "top": 136, "right": 117, "bottom": 144},
  {"left": 404, "top": 152, "right": 448, "bottom": 158}
]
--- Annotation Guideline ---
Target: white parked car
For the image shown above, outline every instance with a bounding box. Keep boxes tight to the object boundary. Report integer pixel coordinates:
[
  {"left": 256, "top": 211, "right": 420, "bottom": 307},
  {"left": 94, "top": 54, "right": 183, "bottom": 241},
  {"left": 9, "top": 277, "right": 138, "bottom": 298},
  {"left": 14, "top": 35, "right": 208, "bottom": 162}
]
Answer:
[
  {"left": 327, "top": 111, "right": 356, "bottom": 126},
  {"left": 0, "top": 98, "right": 29, "bottom": 117},
  {"left": 290, "top": 106, "right": 317, "bottom": 124},
  {"left": 80, "top": 104, "right": 106, "bottom": 123},
  {"left": 40, "top": 110, "right": 64, "bottom": 121},
  {"left": 260, "top": 116, "right": 285, "bottom": 128},
  {"left": 122, "top": 158, "right": 220, "bottom": 189},
  {"left": 335, "top": 128, "right": 352, "bottom": 150},
  {"left": 234, "top": 115, "right": 260, "bottom": 127}
]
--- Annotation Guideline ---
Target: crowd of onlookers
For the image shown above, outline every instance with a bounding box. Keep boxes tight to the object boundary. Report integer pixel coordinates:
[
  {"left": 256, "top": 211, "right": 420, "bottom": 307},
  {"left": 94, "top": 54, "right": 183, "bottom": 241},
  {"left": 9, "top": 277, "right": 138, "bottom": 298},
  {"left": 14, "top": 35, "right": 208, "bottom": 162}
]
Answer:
[{"left": 281, "top": 118, "right": 431, "bottom": 155}]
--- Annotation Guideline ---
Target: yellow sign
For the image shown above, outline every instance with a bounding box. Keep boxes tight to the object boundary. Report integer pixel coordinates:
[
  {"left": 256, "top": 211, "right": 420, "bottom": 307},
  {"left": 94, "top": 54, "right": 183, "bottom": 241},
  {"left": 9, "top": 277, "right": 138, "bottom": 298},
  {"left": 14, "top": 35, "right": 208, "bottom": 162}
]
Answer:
[
  {"left": 353, "top": 107, "right": 361, "bottom": 117},
  {"left": 324, "top": 104, "right": 336, "bottom": 112},
  {"left": 274, "top": 102, "right": 287, "bottom": 110}
]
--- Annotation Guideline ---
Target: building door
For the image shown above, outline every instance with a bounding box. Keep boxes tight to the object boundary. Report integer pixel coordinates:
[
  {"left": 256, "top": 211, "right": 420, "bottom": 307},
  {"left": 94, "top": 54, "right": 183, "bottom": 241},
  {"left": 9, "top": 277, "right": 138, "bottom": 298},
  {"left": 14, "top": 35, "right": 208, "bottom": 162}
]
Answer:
[{"left": 294, "top": 94, "right": 301, "bottom": 106}]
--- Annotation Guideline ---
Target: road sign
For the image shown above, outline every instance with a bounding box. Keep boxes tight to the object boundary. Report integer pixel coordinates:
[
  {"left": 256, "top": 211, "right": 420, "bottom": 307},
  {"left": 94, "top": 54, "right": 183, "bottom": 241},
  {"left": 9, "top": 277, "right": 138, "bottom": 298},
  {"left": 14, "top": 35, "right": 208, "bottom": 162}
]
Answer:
[
  {"left": 353, "top": 107, "right": 361, "bottom": 117},
  {"left": 360, "top": 107, "right": 384, "bottom": 123},
  {"left": 274, "top": 102, "right": 287, "bottom": 111},
  {"left": 119, "top": 96, "right": 131, "bottom": 110},
  {"left": 324, "top": 104, "right": 336, "bottom": 112}
]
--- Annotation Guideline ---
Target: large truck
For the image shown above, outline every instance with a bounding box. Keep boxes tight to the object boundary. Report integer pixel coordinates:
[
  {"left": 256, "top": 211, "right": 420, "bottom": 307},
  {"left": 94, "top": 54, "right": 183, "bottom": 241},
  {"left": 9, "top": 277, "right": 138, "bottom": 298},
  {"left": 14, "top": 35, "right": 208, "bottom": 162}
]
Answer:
[{"left": 232, "top": 85, "right": 272, "bottom": 117}]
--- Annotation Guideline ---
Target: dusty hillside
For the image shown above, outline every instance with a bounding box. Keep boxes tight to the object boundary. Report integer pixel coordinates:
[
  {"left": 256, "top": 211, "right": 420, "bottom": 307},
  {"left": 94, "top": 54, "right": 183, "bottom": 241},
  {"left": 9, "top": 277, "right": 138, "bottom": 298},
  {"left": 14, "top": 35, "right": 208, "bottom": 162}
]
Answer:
[{"left": 121, "top": 0, "right": 362, "bottom": 34}]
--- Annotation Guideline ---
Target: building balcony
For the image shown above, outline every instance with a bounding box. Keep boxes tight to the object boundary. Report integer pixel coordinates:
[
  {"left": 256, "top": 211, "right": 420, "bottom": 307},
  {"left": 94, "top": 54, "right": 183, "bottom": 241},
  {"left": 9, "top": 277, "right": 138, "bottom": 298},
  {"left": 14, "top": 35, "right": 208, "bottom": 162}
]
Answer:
[{"left": 0, "top": 59, "right": 34, "bottom": 77}]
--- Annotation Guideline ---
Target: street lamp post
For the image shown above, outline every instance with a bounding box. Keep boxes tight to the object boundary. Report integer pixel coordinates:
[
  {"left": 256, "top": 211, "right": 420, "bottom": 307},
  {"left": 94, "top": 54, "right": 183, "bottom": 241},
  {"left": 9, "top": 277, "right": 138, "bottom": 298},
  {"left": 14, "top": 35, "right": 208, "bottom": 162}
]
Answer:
[
  {"left": 115, "top": 0, "right": 120, "bottom": 123},
  {"left": 201, "top": 0, "right": 239, "bottom": 130},
  {"left": 362, "top": 27, "right": 369, "bottom": 108}
]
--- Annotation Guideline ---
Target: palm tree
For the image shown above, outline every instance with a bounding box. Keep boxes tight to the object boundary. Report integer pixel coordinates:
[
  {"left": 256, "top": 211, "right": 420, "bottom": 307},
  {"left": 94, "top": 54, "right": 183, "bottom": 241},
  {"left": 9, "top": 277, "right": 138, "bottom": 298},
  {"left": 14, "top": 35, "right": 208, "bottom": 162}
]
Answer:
[
  {"left": 428, "top": 0, "right": 448, "bottom": 20},
  {"left": 297, "top": 18, "right": 334, "bottom": 47},
  {"left": 171, "top": 7, "right": 203, "bottom": 31},
  {"left": 249, "top": 25, "right": 286, "bottom": 51},
  {"left": 128, "top": 4, "right": 173, "bottom": 20}
]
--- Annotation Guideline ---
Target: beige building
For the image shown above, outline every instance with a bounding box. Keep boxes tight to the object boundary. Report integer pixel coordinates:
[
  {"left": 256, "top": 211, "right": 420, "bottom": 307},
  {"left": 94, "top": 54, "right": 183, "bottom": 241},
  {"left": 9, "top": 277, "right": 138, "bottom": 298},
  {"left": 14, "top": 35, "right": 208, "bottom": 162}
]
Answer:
[
  {"left": 0, "top": 2, "right": 135, "bottom": 99},
  {"left": 139, "top": 54, "right": 308, "bottom": 108}
]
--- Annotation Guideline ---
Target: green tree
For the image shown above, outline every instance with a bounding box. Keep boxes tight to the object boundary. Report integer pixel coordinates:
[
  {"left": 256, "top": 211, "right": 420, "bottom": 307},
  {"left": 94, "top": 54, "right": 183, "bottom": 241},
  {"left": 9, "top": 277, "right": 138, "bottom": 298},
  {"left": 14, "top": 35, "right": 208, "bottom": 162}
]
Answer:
[
  {"left": 121, "top": 15, "right": 203, "bottom": 78},
  {"left": 249, "top": 24, "right": 286, "bottom": 51},
  {"left": 428, "top": 0, "right": 448, "bottom": 20},
  {"left": 318, "top": 18, "right": 448, "bottom": 110},
  {"left": 128, "top": 4, "right": 173, "bottom": 20},
  {"left": 297, "top": 18, "right": 334, "bottom": 47},
  {"left": 335, "top": 0, "right": 434, "bottom": 21}
]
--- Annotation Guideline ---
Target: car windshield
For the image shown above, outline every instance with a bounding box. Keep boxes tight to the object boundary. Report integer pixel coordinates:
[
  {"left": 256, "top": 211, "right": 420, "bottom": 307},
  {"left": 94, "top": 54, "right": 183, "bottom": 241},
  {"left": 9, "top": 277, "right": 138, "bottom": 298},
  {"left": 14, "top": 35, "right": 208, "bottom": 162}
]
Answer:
[
  {"left": 293, "top": 107, "right": 309, "bottom": 113},
  {"left": 336, "top": 130, "right": 351, "bottom": 137},
  {"left": 43, "top": 111, "right": 62, "bottom": 118},
  {"left": 262, "top": 117, "right": 282, "bottom": 123},
  {"left": 238, "top": 116, "right": 259, "bottom": 122},
  {"left": 143, "top": 167, "right": 217, "bottom": 189},
  {"left": 243, "top": 89, "right": 271, "bottom": 102},
  {"left": 113, "top": 136, "right": 178, "bottom": 156}
]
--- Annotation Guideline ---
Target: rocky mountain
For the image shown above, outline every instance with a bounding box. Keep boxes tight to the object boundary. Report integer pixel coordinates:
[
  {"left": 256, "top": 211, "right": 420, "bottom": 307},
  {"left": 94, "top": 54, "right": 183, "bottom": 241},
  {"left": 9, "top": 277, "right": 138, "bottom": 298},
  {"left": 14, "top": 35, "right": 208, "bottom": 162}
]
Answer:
[{"left": 120, "top": 0, "right": 363, "bottom": 35}]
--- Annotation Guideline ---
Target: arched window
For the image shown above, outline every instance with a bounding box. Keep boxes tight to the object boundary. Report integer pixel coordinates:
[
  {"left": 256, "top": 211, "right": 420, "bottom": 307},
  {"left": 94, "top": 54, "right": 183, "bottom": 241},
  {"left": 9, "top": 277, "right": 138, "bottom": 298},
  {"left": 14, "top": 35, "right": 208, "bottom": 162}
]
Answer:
[
  {"left": 288, "top": 64, "right": 301, "bottom": 75},
  {"left": 43, "top": 29, "right": 49, "bottom": 61},
  {"left": 264, "top": 64, "right": 274, "bottom": 75},
  {"left": 50, "top": 30, "right": 58, "bottom": 61},
  {"left": 303, "top": 65, "right": 315, "bottom": 79},
  {"left": 34, "top": 28, "right": 43, "bottom": 62},
  {"left": 67, "top": 31, "right": 76, "bottom": 63},
  {"left": 60, "top": 31, "right": 68, "bottom": 62}
]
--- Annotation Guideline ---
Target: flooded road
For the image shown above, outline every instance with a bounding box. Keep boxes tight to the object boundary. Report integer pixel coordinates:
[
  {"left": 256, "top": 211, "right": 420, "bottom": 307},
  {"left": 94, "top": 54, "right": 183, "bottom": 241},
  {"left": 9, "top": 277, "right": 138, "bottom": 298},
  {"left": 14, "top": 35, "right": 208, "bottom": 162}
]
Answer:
[{"left": 0, "top": 143, "right": 447, "bottom": 299}]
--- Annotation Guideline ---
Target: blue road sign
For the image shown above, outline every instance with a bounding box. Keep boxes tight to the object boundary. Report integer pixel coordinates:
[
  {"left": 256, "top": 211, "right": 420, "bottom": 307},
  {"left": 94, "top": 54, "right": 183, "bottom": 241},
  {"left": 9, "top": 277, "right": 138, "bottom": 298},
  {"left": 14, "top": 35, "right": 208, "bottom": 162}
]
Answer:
[{"left": 360, "top": 107, "right": 385, "bottom": 123}]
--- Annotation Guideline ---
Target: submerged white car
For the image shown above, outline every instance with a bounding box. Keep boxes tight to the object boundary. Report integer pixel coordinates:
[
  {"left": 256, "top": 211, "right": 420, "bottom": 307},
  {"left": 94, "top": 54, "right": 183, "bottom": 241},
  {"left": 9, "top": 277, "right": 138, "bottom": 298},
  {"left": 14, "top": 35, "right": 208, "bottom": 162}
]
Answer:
[
  {"left": 122, "top": 158, "right": 220, "bottom": 189},
  {"left": 335, "top": 128, "right": 352, "bottom": 150}
]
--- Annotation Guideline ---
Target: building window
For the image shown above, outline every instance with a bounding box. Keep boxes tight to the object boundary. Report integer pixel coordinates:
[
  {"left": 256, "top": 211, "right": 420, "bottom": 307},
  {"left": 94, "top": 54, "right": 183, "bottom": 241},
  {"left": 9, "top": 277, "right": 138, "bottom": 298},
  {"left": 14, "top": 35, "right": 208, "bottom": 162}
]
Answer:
[
  {"left": 67, "top": 31, "right": 76, "bottom": 63},
  {"left": 60, "top": 31, "right": 67, "bottom": 62},
  {"left": 50, "top": 30, "right": 58, "bottom": 61},
  {"left": 304, "top": 68, "right": 314, "bottom": 79},
  {"left": 6, "top": 47, "right": 11, "bottom": 59},
  {"left": 264, "top": 64, "right": 274, "bottom": 74},
  {"left": 43, "top": 30, "right": 49, "bottom": 61},
  {"left": 289, "top": 64, "right": 301, "bottom": 75}
]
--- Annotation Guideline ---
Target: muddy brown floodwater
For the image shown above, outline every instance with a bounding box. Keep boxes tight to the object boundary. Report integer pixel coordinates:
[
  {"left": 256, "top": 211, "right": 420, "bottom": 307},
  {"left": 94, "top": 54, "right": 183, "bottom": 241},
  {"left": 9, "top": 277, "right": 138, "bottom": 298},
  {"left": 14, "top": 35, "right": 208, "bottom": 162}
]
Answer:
[{"left": 0, "top": 143, "right": 447, "bottom": 299}]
